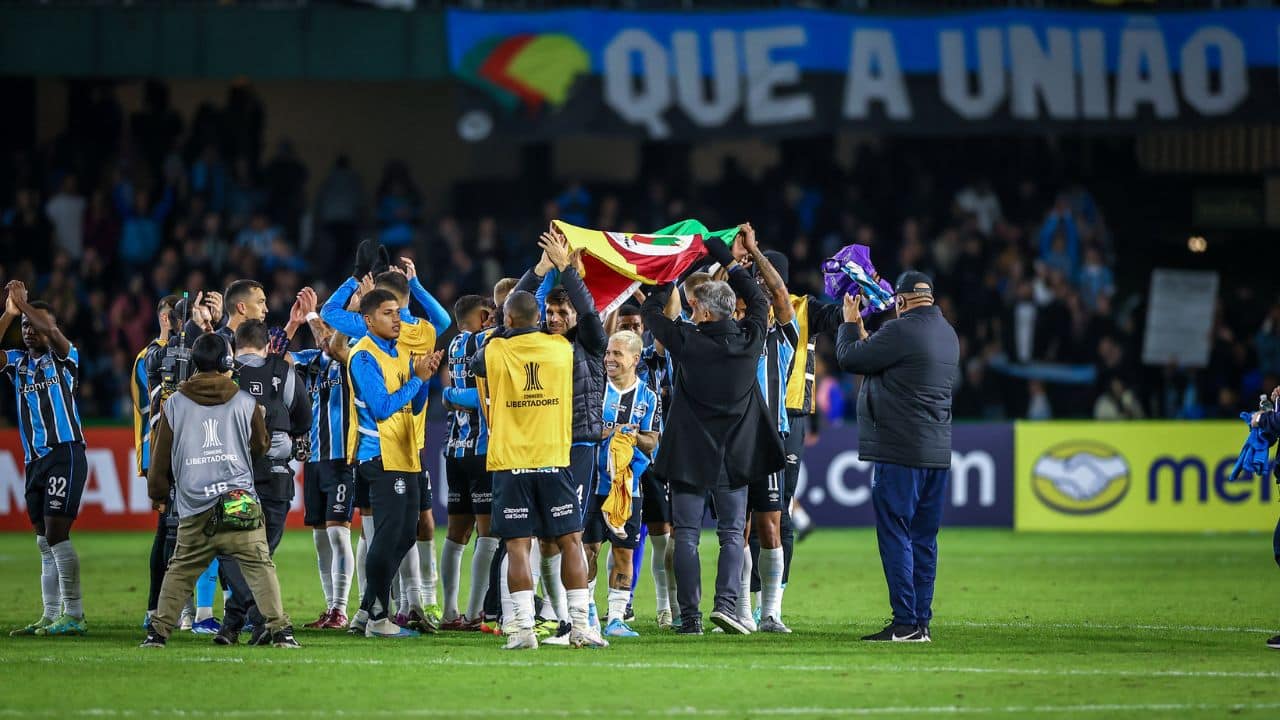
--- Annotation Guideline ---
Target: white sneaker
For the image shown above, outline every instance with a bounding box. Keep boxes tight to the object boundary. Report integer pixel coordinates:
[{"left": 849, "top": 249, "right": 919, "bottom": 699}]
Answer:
[
  {"left": 569, "top": 627, "right": 610, "bottom": 648},
  {"left": 542, "top": 630, "right": 571, "bottom": 647},
  {"left": 656, "top": 609, "right": 673, "bottom": 630},
  {"left": 365, "top": 618, "right": 420, "bottom": 638},
  {"left": 502, "top": 628, "right": 539, "bottom": 650},
  {"left": 178, "top": 607, "right": 193, "bottom": 631},
  {"left": 737, "top": 614, "right": 758, "bottom": 633}
]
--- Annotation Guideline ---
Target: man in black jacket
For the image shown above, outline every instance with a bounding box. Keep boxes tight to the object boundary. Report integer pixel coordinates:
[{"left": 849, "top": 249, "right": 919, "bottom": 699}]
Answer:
[
  {"left": 513, "top": 229, "right": 607, "bottom": 634},
  {"left": 836, "top": 271, "right": 959, "bottom": 644},
  {"left": 642, "top": 236, "right": 784, "bottom": 636}
]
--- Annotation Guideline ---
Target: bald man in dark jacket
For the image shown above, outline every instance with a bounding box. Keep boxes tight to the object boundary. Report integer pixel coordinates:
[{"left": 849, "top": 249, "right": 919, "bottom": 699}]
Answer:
[{"left": 837, "top": 271, "right": 958, "bottom": 644}]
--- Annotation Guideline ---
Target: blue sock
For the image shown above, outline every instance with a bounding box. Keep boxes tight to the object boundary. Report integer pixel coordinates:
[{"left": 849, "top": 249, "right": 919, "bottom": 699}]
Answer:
[
  {"left": 196, "top": 558, "right": 219, "bottom": 610},
  {"left": 629, "top": 526, "right": 648, "bottom": 601}
]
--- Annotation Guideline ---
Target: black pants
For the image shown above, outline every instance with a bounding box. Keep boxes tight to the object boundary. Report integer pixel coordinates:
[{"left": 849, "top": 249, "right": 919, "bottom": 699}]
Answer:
[
  {"left": 358, "top": 459, "right": 420, "bottom": 620},
  {"left": 221, "top": 496, "right": 289, "bottom": 632},
  {"left": 483, "top": 543, "right": 507, "bottom": 621}
]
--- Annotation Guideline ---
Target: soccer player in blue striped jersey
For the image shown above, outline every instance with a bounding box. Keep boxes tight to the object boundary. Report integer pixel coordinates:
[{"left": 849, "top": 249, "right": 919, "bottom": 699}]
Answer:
[
  {"left": 584, "top": 330, "right": 661, "bottom": 638},
  {"left": 731, "top": 228, "right": 797, "bottom": 634},
  {"left": 292, "top": 296, "right": 357, "bottom": 630},
  {"left": 1, "top": 281, "right": 89, "bottom": 637},
  {"left": 619, "top": 300, "right": 681, "bottom": 629},
  {"left": 439, "top": 294, "right": 499, "bottom": 631}
]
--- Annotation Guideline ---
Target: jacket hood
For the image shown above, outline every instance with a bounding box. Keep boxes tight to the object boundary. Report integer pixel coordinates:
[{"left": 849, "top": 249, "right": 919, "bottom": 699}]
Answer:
[{"left": 179, "top": 372, "right": 242, "bottom": 405}]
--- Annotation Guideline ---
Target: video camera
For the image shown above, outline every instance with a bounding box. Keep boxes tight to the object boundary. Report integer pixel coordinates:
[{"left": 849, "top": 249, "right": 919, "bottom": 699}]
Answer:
[{"left": 158, "top": 292, "right": 194, "bottom": 403}]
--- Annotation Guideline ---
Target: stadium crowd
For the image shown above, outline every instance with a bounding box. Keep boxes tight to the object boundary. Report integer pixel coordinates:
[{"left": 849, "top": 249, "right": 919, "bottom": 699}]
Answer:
[{"left": 2, "top": 80, "right": 1276, "bottom": 428}]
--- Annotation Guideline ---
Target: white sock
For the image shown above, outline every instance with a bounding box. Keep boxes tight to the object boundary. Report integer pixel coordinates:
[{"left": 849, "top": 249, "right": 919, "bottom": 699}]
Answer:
[
  {"left": 738, "top": 550, "right": 753, "bottom": 620},
  {"left": 499, "top": 554, "right": 514, "bottom": 631},
  {"left": 467, "top": 537, "right": 499, "bottom": 621},
  {"left": 357, "top": 515, "right": 375, "bottom": 599},
  {"left": 529, "top": 542, "right": 543, "bottom": 597},
  {"left": 565, "top": 588, "right": 590, "bottom": 633},
  {"left": 760, "top": 547, "right": 784, "bottom": 621},
  {"left": 399, "top": 544, "right": 422, "bottom": 612},
  {"left": 441, "top": 538, "right": 465, "bottom": 621},
  {"left": 36, "top": 536, "right": 59, "bottom": 621},
  {"left": 607, "top": 587, "right": 629, "bottom": 624},
  {"left": 541, "top": 552, "right": 567, "bottom": 623},
  {"left": 50, "top": 540, "right": 82, "bottom": 618},
  {"left": 650, "top": 534, "right": 671, "bottom": 614},
  {"left": 510, "top": 589, "right": 536, "bottom": 632},
  {"left": 328, "top": 526, "right": 354, "bottom": 613},
  {"left": 418, "top": 539, "right": 437, "bottom": 607},
  {"left": 195, "top": 606, "right": 213, "bottom": 622},
  {"left": 587, "top": 578, "right": 598, "bottom": 627},
  {"left": 313, "top": 529, "right": 334, "bottom": 609}
]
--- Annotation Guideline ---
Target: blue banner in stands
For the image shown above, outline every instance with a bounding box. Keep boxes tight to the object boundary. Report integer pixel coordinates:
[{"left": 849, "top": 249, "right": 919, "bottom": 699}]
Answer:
[{"left": 446, "top": 8, "right": 1280, "bottom": 140}]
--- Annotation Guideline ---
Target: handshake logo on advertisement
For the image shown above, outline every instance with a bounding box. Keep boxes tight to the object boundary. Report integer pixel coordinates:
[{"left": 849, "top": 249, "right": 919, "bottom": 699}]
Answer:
[{"left": 1032, "top": 443, "right": 1131, "bottom": 515}]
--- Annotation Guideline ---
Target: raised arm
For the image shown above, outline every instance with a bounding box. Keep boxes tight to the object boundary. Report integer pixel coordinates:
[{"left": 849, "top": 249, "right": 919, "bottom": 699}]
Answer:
[
  {"left": 725, "top": 266, "right": 769, "bottom": 352},
  {"left": 321, "top": 277, "right": 368, "bottom": 339},
  {"left": 835, "top": 295, "right": 906, "bottom": 375},
  {"left": 6, "top": 281, "right": 71, "bottom": 358},
  {"left": 642, "top": 284, "right": 685, "bottom": 357},
  {"left": 400, "top": 258, "right": 451, "bottom": 334},
  {"left": 741, "top": 224, "right": 793, "bottom": 324}
]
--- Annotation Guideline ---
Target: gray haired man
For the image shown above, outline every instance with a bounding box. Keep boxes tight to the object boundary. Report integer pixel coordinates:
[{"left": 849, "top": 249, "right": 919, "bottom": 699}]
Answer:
[
  {"left": 141, "top": 333, "right": 298, "bottom": 648},
  {"left": 640, "top": 232, "right": 786, "bottom": 635}
]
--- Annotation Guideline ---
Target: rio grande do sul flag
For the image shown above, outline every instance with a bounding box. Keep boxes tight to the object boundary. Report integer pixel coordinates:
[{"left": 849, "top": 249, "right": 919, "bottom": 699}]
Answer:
[{"left": 552, "top": 219, "right": 739, "bottom": 315}]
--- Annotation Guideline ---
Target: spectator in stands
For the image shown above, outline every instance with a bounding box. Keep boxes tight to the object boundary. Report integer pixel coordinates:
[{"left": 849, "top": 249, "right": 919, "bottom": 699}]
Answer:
[
  {"left": 46, "top": 175, "right": 86, "bottom": 261},
  {"left": 3, "top": 188, "right": 52, "bottom": 270},
  {"left": 1257, "top": 304, "right": 1280, "bottom": 378},
  {"left": 115, "top": 181, "right": 175, "bottom": 271},
  {"left": 313, "top": 154, "right": 364, "bottom": 278},
  {"left": 376, "top": 161, "right": 422, "bottom": 250},
  {"left": 1094, "top": 377, "right": 1145, "bottom": 420},
  {"left": 1039, "top": 197, "right": 1080, "bottom": 279},
  {"left": 953, "top": 178, "right": 1002, "bottom": 237},
  {"left": 236, "top": 210, "right": 283, "bottom": 259}
]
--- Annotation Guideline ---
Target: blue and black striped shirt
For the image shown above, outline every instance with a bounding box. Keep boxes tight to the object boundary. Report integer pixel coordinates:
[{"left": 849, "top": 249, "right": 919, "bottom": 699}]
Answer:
[
  {"left": 444, "top": 328, "right": 492, "bottom": 458},
  {"left": 291, "top": 349, "right": 350, "bottom": 463},
  {"left": 3, "top": 346, "right": 84, "bottom": 463}
]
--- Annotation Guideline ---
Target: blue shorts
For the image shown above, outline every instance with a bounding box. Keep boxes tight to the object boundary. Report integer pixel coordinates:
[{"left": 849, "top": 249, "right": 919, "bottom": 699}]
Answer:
[
  {"left": 491, "top": 467, "right": 582, "bottom": 541},
  {"left": 25, "top": 442, "right": 87, "bottom": 526}
]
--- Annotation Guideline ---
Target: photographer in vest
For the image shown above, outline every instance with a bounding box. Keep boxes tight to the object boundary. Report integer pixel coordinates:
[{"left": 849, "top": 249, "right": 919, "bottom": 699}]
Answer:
[
  {"left": 141, "top": 333, "right": 298, "bottom": 648},
  {"left": 217, "top": 319, "right": 312, "bottom": 644}
]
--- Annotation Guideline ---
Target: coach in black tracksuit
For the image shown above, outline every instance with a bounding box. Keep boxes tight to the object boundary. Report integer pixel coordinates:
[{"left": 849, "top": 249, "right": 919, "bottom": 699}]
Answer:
[{"left": 836, "top": 271, "right": 958, "bottom": 644}]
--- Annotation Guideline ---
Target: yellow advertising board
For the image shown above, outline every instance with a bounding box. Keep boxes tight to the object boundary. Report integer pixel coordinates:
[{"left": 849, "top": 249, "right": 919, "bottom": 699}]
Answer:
[{"left": 1015, "top": 421, "right": 1276, "bottom": 532}]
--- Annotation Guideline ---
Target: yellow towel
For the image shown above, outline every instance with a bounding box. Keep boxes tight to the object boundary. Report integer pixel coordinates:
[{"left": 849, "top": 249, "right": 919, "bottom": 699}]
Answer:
[{"left": 601, "top": 430, "right": 637, "bottom": 537}]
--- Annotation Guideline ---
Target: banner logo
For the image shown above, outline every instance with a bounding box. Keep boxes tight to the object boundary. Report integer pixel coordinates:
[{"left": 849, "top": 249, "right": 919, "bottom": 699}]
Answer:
[
  {"left": 201, "top": 418, "right": 222, "bottom": 449},
  {"left": 608, "top": 231, "right": 699, "bottom": 258},
  {"left": 1032, "top": 441, "right": 1130, "bottom": 514},
  {"left": 523, "top": 362, "right": 544, "bottom": 392},
  {"left": 459, "top": 33, "right": 588, "bottom": 112}
]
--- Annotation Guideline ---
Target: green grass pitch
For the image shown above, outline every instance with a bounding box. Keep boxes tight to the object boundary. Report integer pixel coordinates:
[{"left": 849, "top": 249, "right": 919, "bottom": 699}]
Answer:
[{"left": 1, "top": 528, "right": 1278, "bottom": 718}]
